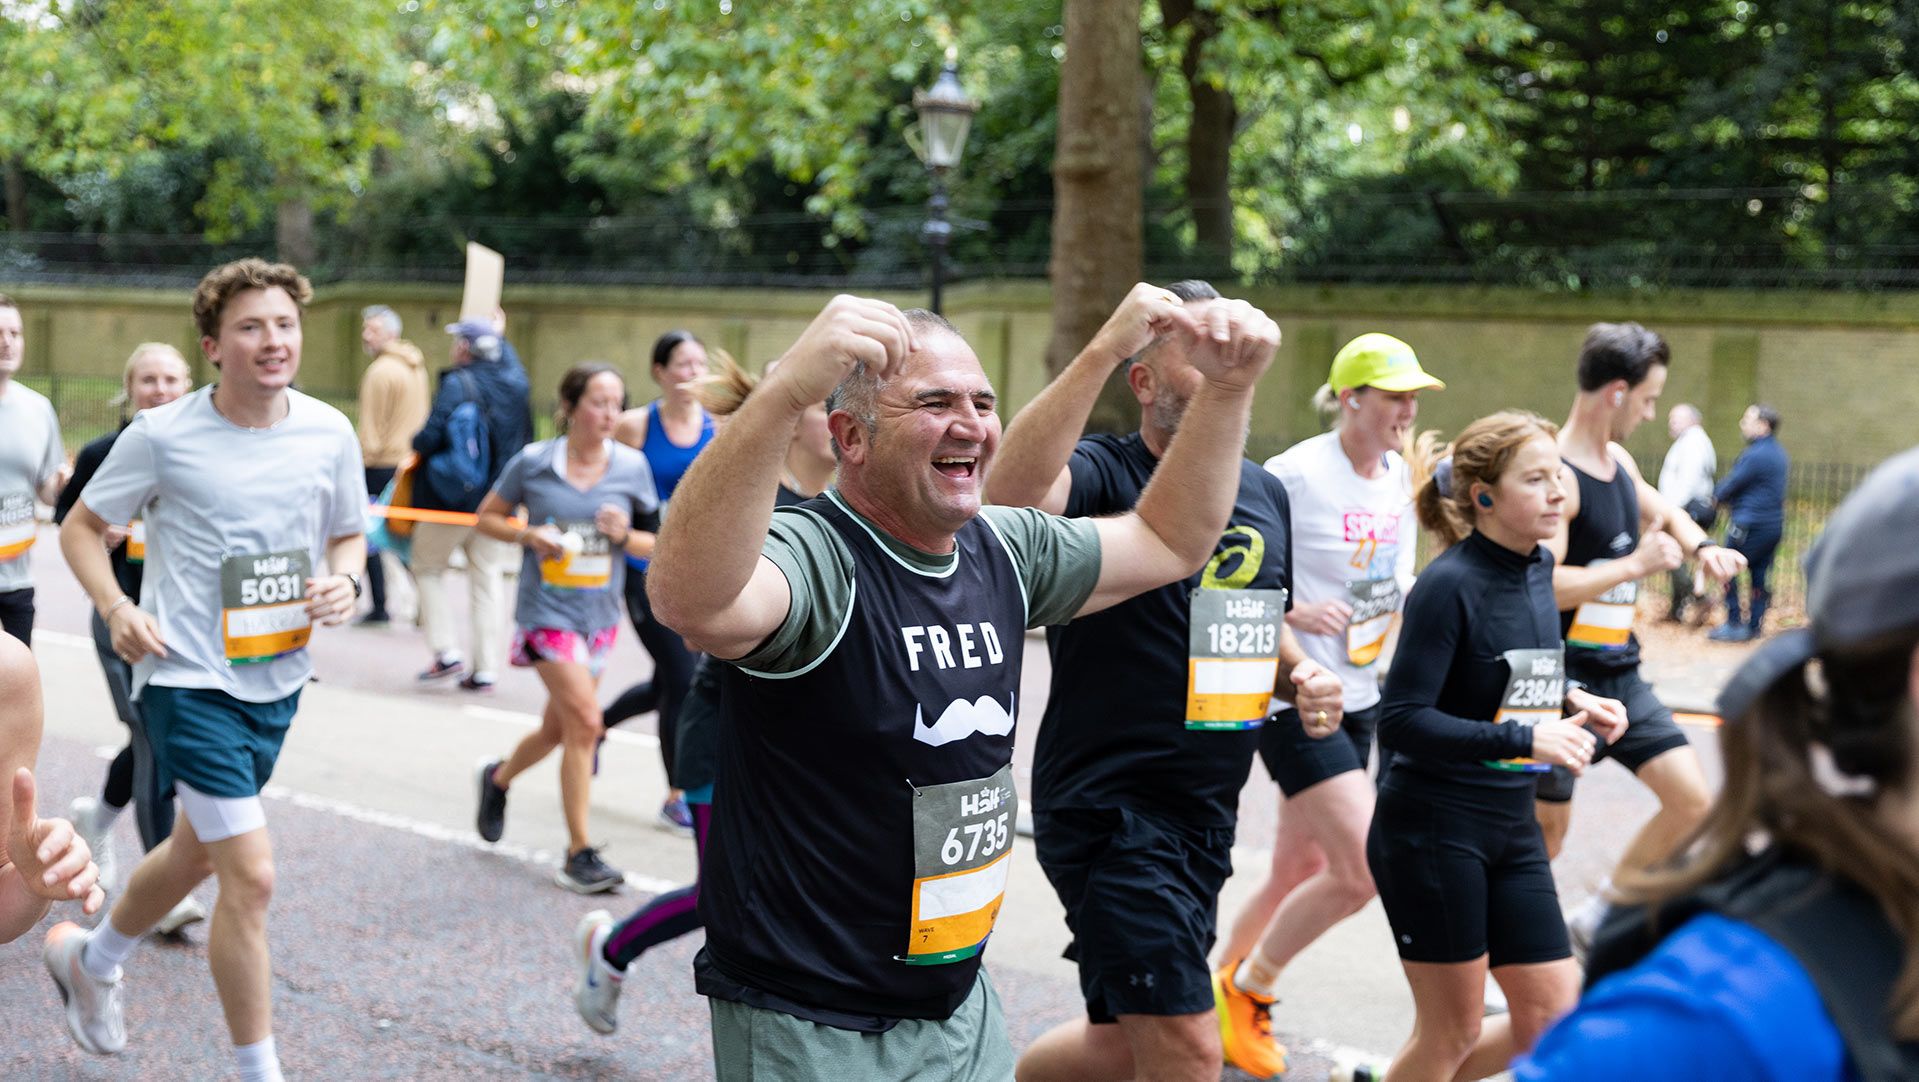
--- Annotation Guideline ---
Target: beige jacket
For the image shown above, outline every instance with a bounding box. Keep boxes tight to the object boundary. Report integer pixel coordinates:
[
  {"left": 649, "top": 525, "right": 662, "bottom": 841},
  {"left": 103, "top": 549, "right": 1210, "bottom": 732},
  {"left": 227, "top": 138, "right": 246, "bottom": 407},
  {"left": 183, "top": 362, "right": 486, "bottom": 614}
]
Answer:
[{"left": 357, "top": 338, "right": 431, "bottom": 468}]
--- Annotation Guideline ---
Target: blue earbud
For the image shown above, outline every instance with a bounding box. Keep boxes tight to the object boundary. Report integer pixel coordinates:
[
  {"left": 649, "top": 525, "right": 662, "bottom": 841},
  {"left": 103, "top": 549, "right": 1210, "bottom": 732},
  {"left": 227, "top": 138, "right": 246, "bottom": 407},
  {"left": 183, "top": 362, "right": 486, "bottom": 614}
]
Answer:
[{"left": 1476, "top": 493, "right": 1494, "bottom": 509}]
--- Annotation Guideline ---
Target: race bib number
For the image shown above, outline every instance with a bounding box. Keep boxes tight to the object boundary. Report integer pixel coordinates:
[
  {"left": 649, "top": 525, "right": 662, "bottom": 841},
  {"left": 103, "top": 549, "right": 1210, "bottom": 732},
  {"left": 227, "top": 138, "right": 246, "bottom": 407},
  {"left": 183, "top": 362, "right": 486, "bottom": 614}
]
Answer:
[
  {"left": 906, "top": 764, "right": 1016, "bottom": 966},
  {"left": 0, "top": 491, "right": 35, "bottom": 562},
  {"left": 1484, "top": 647, "right": 1564, "bottom": 774},
  {"left": 221, "top": 549, "right": 312, "bottom": 665},
  {"left": 538, "top": 521, "right": 612, "bottom": 590},
  {"left": 126, "top": 519, "right": 146, "bottom": 564},
  {"left": 1567, "top": 559, "right": 1636, "bottom": 649},
  {"left": 1345, "top": 577, "right": 1401, "bottom": 668},
  {"left": 1186, "top": 587, "right": 1286, "bottom": 731}
]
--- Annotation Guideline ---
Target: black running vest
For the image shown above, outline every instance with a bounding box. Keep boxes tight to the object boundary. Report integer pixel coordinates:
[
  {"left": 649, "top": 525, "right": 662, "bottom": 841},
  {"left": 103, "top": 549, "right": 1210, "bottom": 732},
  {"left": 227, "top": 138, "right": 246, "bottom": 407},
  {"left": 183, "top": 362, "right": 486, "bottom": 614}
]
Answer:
[
  {"left": 1562, "top": 458, "right": 1643, "bottom": 674},
  {"left": 1587, "top": 849, "right": 1919, "bottom": 1081},
  {"left": 697, "top": 496, "right": 1030, "bottom": 1029}
]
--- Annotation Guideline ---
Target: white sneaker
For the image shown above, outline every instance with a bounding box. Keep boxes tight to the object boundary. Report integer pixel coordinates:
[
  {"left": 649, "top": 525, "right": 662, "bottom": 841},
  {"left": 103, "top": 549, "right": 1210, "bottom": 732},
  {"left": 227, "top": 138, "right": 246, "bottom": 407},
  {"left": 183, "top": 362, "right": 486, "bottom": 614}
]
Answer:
[
  {"left": 1568, "top": 893, "right": 1608, "bottom": 967},
  {"left": 572, "top": 909, "right": 622, "bottom": 1035},
  {"left": 1483, "top": 977, "right": 1509, "bottom": 1016},
  {"left": 68, "top": 797, "right": 117, "bottom": 894},
  {"left": 43, "top": 922, "right": 127, "bottom": 1054},
  {"left": 155, "top": 895, "right": 209, "bottom": 936}
]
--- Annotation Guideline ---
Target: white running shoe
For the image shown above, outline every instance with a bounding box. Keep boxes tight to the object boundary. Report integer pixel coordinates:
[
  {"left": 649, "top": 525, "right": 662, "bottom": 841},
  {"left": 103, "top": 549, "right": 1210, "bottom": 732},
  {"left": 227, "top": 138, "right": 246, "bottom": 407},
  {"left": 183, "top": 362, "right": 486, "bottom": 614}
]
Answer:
[
  {"left": 68, "top": 796, "right": 117, "bottom": 895},
  {"left": 43, "top": 922, "right": 127, "bottom": 1054},
  {"left": 572, "top": 909, "right": 623, "bottom": 1035},
  {"left": 1567, "top": 892, "right": 1608, "bottom": 967},
  {"left": 155, "top": 895, "right": 209, "bottom": 936},
  {"left": 1483, "top": 976, "right": 1510, "bottom": 1016}
]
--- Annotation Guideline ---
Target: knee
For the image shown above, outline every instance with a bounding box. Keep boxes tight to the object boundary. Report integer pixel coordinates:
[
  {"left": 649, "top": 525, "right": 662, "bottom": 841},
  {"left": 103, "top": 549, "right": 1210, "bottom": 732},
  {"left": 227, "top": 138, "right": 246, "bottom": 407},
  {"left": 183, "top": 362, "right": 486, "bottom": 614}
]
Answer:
[
  {"left": 1326, "top": 859, "right": 1377, "bottom": 912},
  {"left": 1146, "top": 1018, "right": 1223, "bottom": 1081},
  {"left": 1508, "top": 998, "right": 1573, "bottom": 1052},
  {"left": 221, "top": 855, "right": 276, "bottom": 911},
  {"left": 1430, "top": 1016, "right": 1482, "bottom": 1063},
  {"left": 561, "top": 703, "right": 605, "bottom": 746}
]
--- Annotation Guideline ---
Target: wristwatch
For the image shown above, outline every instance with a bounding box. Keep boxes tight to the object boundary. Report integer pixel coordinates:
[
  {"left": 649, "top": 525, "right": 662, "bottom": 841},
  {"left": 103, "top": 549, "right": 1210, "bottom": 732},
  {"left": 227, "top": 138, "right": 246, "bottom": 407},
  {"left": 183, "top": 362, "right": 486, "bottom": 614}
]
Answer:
[{"left": 344, "top": 572, "right": 363, "bottom": 599}]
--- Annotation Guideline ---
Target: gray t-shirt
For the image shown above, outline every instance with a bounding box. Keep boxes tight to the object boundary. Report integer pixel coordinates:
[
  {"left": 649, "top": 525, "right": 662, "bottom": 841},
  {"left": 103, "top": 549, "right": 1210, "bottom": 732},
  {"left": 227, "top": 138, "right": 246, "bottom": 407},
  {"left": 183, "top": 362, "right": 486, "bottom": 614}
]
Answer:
[
  {"left": 737, "top": 489, "right": 1102, "bottom": 675},
  {"left": 79, "top": 386, "right": 367, "bottom": 703},
  {"left": 0, "top": 381, "right": 64, "bottom": 593},
  {"left": 492, "top": 438, "right": 660, "bottom": 635}
]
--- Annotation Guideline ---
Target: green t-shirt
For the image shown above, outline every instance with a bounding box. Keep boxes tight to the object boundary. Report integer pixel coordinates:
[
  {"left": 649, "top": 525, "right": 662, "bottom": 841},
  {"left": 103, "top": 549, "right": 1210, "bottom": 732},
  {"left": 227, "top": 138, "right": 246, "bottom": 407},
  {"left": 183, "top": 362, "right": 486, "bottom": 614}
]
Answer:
[{"left": 738, "top": 489, "right": 1101, "bottom": 675}]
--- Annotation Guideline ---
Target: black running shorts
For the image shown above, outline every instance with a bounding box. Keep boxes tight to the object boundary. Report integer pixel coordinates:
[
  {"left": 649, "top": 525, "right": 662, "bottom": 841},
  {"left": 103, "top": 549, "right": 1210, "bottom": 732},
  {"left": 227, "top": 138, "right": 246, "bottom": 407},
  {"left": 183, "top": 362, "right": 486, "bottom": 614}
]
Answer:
[
  {"left": 1033, "top": 806, "right": 1234, "bottom": 1023},
  {"left": 1536, "top": 666, "right": 1693, "bottom": 804},
  {"left": 1368, "top": 780, "right": 1571, "bottom": 966},
  {"left": 1258, "top": 704, "right": 1380, "bottom": 797}
]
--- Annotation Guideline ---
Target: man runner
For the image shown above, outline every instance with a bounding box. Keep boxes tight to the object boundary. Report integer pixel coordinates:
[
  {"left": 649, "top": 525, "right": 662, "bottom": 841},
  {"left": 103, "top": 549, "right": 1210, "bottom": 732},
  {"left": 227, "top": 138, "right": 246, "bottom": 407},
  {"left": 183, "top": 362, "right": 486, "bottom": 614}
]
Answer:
[
  {"left": 0, "top": 292, "right": 71, "bottom": 646},
  {"left": 646, "top": 290, "right": 1279, "bottom": 1080},
  {"left": 1543, "top": 322, "right": 1746, "bottom": 952},
  {"left": 47, "top": 258, "right": 368, "bottom": 1082},
  {"left": 989, "top": 280, "right": 1342, "bottom": 1082}
]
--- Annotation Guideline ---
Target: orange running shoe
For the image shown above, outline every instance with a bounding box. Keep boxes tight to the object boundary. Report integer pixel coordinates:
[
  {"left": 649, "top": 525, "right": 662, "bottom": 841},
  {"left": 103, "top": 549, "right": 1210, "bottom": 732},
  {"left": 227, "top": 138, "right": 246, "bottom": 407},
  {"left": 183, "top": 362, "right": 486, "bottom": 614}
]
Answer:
[{"left": 1213, "top": 961, "right": 1288, "bottom": 1078}]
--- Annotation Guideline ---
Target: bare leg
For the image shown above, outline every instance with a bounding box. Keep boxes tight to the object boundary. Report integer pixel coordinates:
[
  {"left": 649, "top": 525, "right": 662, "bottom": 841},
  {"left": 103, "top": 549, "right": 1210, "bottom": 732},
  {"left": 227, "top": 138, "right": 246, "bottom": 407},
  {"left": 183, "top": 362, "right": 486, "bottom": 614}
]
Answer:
[
  {"left": 204, "top": 827, "right": 277, "bottom": 1045},
  {"left": 1614, "top": 747, "right": 1711, "bottom": 875},
  {"left": 1383, "top": 958, "right": 1487, "bottom": 1082},
  {"left": 493, "top": 701, "right": 562, "bottom": 789},
  {"left": 1217, "top": 796, "right": 1325, "bottom": 964},
  {"left": 532, "top": 659, "right": 604, "bottom": 854},
  {"left": 1016, "top": 1018, "right": 1134, "bottom": 1082},
  {"left": 108, "top": 812, "right": 214, "bottom": 937},
  {"left": 1236, "top": 771, "right": 1375, "bottom": 985},
  {"left": 1454, "top": 959, "right": 1580, "bottom": 1079}
]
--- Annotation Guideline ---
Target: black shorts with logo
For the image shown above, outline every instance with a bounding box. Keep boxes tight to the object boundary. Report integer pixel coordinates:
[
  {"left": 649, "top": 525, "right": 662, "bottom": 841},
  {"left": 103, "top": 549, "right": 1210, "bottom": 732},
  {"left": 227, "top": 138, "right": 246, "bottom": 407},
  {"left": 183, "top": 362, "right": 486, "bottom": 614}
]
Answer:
[
  {"left": 1258, "top": 704, "right": 1380, "bottom": 797},
  {"left": 1033, "top": 806, "right": 1235, "bottom": 1023},
  {"left": 1535, "top": 665, "right": 1692, "bottom": 803},
  {"left": 1368, "top": 778, "right": 1570, "bottom": 966}
]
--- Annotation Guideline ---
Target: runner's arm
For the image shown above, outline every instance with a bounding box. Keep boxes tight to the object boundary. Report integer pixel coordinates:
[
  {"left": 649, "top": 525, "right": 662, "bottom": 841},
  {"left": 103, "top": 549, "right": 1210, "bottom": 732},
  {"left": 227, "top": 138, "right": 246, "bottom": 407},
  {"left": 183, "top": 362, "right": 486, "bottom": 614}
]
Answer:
[
  {"left": 1077, "top": 303, "right": 1278, "bottom": 615},
  {"left": 988, "top": 284, "right": 1196, "bottom": 515},
  {"left": 306, "top": 532, "right": 367, "bottom": 625},
  {"left": 614, "top": 407, "right": 648, "bottom": 450},
  {"left": 649, "top": 296, "right": 914, "bottom": 658}
]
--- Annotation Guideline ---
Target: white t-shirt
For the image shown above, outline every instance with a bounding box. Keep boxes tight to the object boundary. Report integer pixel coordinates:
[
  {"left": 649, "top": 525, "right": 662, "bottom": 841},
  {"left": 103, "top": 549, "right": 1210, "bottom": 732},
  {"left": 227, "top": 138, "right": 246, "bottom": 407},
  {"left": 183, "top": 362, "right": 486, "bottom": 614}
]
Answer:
[
  {"left": 0, "top": 381, "right": 64, "bottom": 593},
  {"left": 80, "top": 386, "right": 367, "bottom": 703},
  {"left": 1263, "top": 431, "right": 1416, "bottom": 712}
]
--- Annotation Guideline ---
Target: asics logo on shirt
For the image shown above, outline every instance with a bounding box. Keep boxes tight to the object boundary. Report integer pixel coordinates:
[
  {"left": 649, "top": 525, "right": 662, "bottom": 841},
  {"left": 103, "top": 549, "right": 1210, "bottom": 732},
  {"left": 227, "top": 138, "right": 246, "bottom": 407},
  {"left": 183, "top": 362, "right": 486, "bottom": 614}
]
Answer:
[{"left": 913, "top": 694, "right": 1016, "bottom": 747}]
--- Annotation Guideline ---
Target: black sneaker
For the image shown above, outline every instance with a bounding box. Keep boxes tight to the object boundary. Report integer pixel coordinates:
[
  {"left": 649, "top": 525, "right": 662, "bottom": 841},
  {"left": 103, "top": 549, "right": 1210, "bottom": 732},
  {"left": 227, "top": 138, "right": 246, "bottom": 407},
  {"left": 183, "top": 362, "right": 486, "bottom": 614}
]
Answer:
[
  {"left": 475, "top": 759, "right": 507, "bottom": 843},
  {"left": 556, "top": 847, "right": 625, "bottom": 894},
  {"left": 419, "top": 656, "right": 466, "bottom": 682},
  {"left": 458, "top": 674, "right": 496, "bottom": 693}
]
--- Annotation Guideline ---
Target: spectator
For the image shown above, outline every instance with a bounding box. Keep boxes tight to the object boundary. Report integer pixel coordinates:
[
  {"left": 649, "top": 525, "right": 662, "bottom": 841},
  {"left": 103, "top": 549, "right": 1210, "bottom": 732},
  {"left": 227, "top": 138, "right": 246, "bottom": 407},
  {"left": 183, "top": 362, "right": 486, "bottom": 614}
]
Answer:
[
  {"left": 1710, "top": 404, "right": 1789, "bottom": 643},
  {"left": 355, "top": 304, "right": 430, "bottom": 625},
  {"left": 1657, "top": 403, "right": 1717, "bottom": 622},
  {"left": 410, "top": 318, "right": 532, "bottom": 690}
]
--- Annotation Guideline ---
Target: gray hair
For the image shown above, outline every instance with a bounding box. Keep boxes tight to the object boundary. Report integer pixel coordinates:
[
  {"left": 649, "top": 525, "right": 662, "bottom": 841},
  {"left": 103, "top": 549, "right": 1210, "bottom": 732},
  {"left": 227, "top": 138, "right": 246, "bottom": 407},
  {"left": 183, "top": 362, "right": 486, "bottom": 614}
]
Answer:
[
  {"left": 361, "top": 305, "right": 402, "bottom": 336},
  {"left": 822, "top": 308, "right": 965, "bottom": 461}
]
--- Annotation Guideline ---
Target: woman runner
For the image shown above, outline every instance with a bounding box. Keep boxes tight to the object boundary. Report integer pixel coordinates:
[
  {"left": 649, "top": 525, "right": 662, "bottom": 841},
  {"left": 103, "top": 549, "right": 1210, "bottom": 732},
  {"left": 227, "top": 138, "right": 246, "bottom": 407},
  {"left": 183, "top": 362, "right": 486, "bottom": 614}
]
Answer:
[
  {"left": 569, "top": 352, "right": 835, "bottom": 1034},
  {"left": 603, "top": 331, "right": 715, "bottom": 835},
  {"left": 1351, "top": 411, "right": 1627, "bottom": 1081},
  {"left": 54, "top": 343, "right": 205, "bottom": 935},
  {"left": 472, "top": 363, "right": 660, "bottom": 893}
]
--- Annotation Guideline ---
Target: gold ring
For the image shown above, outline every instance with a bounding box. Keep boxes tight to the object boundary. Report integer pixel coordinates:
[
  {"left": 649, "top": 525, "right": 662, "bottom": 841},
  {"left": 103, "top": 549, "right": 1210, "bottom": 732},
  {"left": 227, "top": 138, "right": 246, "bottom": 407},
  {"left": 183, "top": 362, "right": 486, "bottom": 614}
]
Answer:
[{"left": 1316, "top": 710, "right": 1329, "bottom": 726}]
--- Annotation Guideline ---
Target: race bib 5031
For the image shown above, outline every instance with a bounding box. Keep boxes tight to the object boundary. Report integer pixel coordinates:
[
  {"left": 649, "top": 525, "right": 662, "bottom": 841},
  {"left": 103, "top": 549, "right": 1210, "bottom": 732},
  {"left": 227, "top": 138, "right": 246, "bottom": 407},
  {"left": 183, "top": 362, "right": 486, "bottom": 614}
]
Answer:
[{"left": 221, "top": 549, "right": 312, "bottom": 664}]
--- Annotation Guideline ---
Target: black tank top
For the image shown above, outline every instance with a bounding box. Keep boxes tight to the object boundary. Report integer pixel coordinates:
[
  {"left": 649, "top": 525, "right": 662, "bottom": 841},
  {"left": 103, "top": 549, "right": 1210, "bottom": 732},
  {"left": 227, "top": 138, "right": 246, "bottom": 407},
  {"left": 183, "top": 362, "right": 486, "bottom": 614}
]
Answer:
[
  {"left": 1561, "top": 457, "right": 1642, "bottom": 674},
  {"left": 697, "top": 496, "right": 1029, "bottom": 1030}
]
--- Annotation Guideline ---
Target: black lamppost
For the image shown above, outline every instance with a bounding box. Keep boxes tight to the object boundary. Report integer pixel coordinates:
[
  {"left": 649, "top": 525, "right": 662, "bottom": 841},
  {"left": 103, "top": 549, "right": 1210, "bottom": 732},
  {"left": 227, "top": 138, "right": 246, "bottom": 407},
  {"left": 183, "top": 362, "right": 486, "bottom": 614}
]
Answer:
[{"left": 912, "top": 49, "right": 978, "bottom": 316}]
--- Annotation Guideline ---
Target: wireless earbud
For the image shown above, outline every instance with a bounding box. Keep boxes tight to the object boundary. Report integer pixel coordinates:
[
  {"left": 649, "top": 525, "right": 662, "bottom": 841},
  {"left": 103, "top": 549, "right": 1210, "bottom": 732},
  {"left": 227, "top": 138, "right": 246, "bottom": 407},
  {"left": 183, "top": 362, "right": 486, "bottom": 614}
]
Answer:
[
  {"left": 1348, "top": 399, "right": 1361, "bottom": 410},
  {"left": 1613, "top": 391, "right": 1624, "bottom": 406},
  {"left": 1477, "top": 493, "right": 1494, "bottom": 509}
]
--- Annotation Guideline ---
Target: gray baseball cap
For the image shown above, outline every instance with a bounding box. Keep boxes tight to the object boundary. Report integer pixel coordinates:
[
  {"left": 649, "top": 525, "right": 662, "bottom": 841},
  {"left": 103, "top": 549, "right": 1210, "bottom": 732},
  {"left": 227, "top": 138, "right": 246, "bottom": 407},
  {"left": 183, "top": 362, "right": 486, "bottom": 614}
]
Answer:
[
  {"left": 444, "top": 318, "right": 496, "bottom": 341},
  {"left": 1718, "top": 445, "right": 1919, "bottom": 719}
]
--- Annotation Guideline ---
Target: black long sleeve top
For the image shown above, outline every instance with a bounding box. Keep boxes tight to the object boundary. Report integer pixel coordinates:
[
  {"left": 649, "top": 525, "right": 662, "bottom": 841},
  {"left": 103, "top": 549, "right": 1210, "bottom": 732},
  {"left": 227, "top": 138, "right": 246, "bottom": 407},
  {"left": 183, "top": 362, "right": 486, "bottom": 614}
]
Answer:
[{"left": 1379, "top": 529, "right": 1563, "bottom": 793}]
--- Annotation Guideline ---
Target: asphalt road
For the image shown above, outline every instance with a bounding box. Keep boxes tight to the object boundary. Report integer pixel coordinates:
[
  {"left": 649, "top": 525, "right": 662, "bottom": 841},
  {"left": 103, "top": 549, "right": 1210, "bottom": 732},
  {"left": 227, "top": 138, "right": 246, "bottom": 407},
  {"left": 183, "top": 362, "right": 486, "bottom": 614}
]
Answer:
[{"left": 2, "top": 525, "right": 1730, "bottom": 1080}]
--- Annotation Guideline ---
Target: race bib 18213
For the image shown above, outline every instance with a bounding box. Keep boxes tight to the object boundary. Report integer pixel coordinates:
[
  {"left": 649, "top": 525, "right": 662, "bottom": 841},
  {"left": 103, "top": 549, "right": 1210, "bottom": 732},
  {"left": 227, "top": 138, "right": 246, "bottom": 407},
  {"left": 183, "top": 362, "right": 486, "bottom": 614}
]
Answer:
[
  {"left": 905, "top": 764, "right": 1017, "bottom": 967},
  {"left": 220, "top": 549, "right": 313, "bottom": 665},
  {"left": 1186, "top": 587, "right": 1286, "bottom": 731}
]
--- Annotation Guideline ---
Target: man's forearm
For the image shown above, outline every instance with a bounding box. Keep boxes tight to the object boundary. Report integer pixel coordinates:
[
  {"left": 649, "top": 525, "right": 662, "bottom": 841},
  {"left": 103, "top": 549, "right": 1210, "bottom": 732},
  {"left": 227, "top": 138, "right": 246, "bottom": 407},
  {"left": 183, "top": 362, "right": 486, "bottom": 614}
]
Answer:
[
  {"left": 1131, "top": 380, "right": 1254, "bottom": 570},
  {"left": 648, "top": 387, "right": 802, "bottom": 624},
  {"left": 325, "top": 534, "right": 367, "bottom": 579},
  {"left": 59, "top": 513, "right": 127, "bottom": 615},
  {"left": 1551, "top": 559, "right": 1641, "bottom": 611},
  {"left": 987, "top": 345, "right": 1119, "bottom": 509}
]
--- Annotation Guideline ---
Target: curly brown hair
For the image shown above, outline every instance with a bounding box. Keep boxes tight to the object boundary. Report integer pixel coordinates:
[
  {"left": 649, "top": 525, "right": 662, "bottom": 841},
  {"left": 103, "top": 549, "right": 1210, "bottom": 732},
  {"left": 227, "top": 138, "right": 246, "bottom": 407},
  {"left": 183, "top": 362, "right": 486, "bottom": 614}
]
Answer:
[{"left": 191, "top": 258, "right": 313, "bottom": 340}]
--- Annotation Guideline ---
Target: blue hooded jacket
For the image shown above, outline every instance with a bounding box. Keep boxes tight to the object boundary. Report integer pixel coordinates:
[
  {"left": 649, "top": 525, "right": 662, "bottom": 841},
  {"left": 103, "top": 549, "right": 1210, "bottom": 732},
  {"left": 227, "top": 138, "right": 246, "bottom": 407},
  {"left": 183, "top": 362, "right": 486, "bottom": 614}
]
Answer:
[{"left": 412, "top": 338, "right": 533, "bottom": 512}]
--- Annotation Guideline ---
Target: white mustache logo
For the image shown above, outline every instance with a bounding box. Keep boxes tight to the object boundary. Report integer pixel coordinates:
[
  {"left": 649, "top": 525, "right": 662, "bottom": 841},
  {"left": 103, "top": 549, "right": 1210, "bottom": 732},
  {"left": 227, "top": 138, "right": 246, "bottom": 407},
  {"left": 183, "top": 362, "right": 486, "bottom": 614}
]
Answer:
[{"left": 912, "top": 693, "right": 1016, "bottom": 748}]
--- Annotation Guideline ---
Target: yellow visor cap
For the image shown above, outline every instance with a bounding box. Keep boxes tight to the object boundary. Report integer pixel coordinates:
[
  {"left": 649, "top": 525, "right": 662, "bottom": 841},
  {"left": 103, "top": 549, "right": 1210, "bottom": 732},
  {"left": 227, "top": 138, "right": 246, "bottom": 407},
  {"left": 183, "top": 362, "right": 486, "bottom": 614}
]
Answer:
[{"left": 1329, "top": 333, "right": 1445, "bottom": 393}]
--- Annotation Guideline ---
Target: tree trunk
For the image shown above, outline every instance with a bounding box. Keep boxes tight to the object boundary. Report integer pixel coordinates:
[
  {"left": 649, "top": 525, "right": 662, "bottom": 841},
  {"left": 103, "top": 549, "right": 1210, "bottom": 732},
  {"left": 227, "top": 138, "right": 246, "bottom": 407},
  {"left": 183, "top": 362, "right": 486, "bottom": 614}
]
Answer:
[
  {"left": 1046, "top": 0, "right": 1144, "bottom": 433},
  {"left": 276, "top": 197, "right": 316, "bottom": 269},
  {"left": 1173, "top": 2, "right": 1235, "bottom": 276},
  {"left": 5, "top": 158, "right": 27, "bottom": 232}
]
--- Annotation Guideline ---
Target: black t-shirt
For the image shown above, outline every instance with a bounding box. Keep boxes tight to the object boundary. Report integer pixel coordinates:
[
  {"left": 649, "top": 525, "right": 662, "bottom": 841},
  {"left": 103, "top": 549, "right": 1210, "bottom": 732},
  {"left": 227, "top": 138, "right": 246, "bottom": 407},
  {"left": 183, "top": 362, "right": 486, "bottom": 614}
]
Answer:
[
  {"left": 1032, "top": 432, "right": 1294, "bottom": 828},
  {"left": 55, "top": 428, "right": 141, "bottom": 601},
  {"left": 1377, "top": 530, "right": 1560, "bottom": 794},
  {"left": 1561, "top": 458, "right": 1642, "bottom": 675},
  {"left": 698, "top": 495, "right": 1029, "bottom": 1029}
]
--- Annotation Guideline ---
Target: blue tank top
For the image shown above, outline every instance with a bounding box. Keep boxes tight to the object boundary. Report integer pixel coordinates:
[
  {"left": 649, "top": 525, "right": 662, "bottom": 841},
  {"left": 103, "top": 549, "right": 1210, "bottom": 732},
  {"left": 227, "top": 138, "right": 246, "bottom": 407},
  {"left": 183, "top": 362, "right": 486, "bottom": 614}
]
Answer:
[
  {"left": 639, "top": 400, "right": 716, "bottom": 501},
  {"left": 630, "top": 400, "right": 717, "bottom": 571}
]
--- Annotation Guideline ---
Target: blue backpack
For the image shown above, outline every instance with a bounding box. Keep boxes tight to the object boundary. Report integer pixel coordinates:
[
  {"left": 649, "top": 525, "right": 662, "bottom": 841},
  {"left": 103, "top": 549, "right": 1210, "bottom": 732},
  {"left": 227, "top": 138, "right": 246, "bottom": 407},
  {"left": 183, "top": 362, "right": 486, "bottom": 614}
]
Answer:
[{"left": 424, "top": 369, "right": 491, "bottom": 509}]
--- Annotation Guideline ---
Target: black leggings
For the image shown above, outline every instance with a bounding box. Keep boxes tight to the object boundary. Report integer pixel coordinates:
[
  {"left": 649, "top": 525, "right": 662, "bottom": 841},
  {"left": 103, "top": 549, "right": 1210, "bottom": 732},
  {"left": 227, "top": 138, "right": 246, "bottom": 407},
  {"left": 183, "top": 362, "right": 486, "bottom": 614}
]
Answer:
[
  {"left": 603, "top": 801, "right": 713, "bottom": 969},
  {"left": 604, "top": 568, "right": 699, "bottom": 789},
  {"left": 89, "top": 612, "right": 175, "bottom": 851}
]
